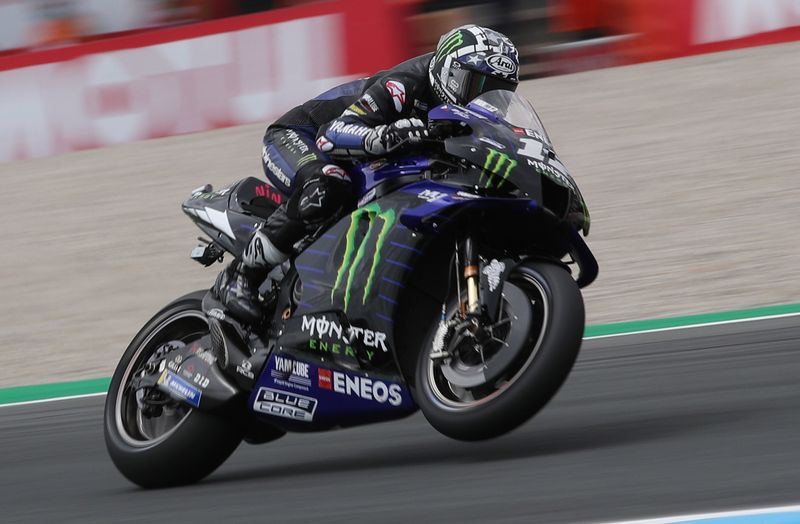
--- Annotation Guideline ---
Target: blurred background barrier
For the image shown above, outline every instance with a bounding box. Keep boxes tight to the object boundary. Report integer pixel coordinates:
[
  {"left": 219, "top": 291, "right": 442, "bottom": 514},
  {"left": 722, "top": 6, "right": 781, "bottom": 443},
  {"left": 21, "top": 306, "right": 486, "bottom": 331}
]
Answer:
[
  {"left": 2, "top": 40, "right": 800, "bottom": 387},
  {"left": 0, "top": 0, "right": 415, "bottom": 162},
  {"left": 2, "top": 0, "right": 800, "bottom": 162},
  {"left": 1, "top": 2, "right": 799, "bottom": 387}
]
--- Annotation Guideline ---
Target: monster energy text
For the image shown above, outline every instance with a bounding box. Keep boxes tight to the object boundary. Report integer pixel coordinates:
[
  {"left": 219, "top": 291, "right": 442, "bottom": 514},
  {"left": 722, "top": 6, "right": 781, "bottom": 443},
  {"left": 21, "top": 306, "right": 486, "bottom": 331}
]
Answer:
[
  {"left": 307, "top": 339, "right": 371, "bottom": 361},
  {"left": 332, "top": 202, "right": 396, "bottom": 311},
  {"left": 526, "top": 158, "right": 575, "bottom": 191},
  {"left": 480, "top": 148, "right": 517, "bottom": 188},
  {"left": 301, "top": 315, "right": 388, "bottom": 362}
]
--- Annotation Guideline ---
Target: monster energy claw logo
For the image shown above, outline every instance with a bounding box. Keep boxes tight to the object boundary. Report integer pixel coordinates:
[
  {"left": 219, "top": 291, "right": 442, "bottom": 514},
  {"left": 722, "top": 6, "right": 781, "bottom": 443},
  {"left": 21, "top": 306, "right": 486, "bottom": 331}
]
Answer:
[
  {"left": 436, "top": 30, "right": 464, "bottom": 60},
  {"left": 479, "top": 148, "right": 517, "bottom": 188},
  {"left": 332, "top": 202, "right": 396, "bottom": 311},
  {"left": 297, "top": 152, "right": 318, "bottom": 168}
]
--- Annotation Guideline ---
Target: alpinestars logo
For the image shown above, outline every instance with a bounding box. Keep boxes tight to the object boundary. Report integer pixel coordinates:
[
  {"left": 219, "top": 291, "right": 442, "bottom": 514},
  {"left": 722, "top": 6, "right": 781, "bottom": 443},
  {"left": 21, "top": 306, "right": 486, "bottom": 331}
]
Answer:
[
  {"left": 385, "top": 81, "right": 406, "bottom": 112},
  {"left": 332, "top": 202, "right": 396, "bottom": 311},
  {"left": 299, "top": 187, "right": 326, "bottom": 210},
  {"left": 316, "top": 135, "right": 333, "bottom": 152},
  {"left": 262, "top": 145, "right": 292, "bottom": 187},
  {"left": 479, "top": 148, "right": 517, "bottom": 188}
]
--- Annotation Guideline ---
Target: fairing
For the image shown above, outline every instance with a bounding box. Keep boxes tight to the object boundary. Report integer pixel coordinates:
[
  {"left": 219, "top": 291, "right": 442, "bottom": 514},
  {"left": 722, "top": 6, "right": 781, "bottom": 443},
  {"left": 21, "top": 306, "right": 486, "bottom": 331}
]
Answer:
[
  {"left": 430, "top": 93, "right": 590, "bottom": 235},
  {"left": 181, "top": 177, "right": 281, "bottom": 256},
  {"left": 183, "top": 93, "right": 597, "bottom": 431},
  {"left": 468, "top": 90, "right": 549, "bottom": 139}
]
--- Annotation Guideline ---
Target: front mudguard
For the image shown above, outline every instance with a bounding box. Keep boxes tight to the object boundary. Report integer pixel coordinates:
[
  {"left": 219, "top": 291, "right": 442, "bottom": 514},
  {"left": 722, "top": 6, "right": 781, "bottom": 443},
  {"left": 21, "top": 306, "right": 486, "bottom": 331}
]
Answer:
[{"left": 567, "top": 226, "right": 598, "bottom": 288}]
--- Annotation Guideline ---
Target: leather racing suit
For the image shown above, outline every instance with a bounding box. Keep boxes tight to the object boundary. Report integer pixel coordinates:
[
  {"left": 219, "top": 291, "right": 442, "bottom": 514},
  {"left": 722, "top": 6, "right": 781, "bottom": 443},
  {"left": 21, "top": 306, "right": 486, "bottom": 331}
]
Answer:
[
  {"left": 248, "top": 52, "right": 439, "bottom": 269},
  {"left": 217, "top": 53, "right": 441, "bottom": 323}
]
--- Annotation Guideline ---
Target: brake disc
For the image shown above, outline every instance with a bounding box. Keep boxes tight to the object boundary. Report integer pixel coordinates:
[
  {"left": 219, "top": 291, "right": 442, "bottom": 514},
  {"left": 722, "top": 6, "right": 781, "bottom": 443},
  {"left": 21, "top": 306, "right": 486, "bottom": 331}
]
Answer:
[{"left": 439, "top": 282, "right": 533, "bottom": 388}]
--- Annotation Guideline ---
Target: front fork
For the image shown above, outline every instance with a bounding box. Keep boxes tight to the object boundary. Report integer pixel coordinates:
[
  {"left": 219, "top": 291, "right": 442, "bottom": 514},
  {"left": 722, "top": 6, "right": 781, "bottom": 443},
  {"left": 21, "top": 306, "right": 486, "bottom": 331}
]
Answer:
[
  {"left": 460, "top": 236, "right": 514, "bottom": 323},
  {"left": 462, "top": 237, "right": 481, "bottom": 314},
  {"left": 429, "top": 238, "right": 483, "bottom": 361},
  {"left": 430, "top": 238, "right": 515, "bottom": 362}
]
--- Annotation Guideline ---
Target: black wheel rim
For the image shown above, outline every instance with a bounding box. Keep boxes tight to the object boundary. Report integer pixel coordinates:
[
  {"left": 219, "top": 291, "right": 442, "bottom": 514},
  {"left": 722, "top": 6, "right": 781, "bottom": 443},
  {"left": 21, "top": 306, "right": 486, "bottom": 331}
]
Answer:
[
  {"left": 425, "top": 273, "right": 549, "bottom": 411},
  {"left": 115, "top": 310, "right": 208, "bottom": 448}
]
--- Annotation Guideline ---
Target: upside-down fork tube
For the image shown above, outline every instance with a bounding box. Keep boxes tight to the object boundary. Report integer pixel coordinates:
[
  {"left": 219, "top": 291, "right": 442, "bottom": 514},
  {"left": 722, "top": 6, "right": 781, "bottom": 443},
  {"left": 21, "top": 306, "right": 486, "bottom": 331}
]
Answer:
[{"left": 462, "top": 237, "right": 480, "bottom": 314}]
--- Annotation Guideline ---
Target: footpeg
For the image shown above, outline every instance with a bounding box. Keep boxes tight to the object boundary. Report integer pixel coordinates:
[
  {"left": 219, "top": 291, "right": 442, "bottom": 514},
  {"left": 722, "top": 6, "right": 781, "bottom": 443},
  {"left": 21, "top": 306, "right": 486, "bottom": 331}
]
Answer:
[{"left": 191, "top": 237, "right": 225, "bottom": 266}]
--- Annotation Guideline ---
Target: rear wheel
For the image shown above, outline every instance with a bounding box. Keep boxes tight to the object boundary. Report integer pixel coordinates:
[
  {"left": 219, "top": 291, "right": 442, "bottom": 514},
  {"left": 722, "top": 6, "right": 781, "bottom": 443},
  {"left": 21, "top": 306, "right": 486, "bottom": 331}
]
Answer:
[
  {"left": 104, "top": 291, "right": 244, "bottom": 488},
  {"left": 414, "top": 261, "right": 584, "bottom": 441}
]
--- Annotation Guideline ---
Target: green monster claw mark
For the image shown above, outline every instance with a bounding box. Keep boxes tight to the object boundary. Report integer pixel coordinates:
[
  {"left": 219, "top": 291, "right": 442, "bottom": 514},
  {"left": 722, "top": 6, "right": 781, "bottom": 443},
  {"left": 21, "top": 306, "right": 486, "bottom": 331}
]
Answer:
[
  {"left": 479, "top": 148, "right": 517, "bottom": 188},
  {"left": 297, "top": 153, "right": 318, "bottom": 168},
  {"left": 363, "top": 208, "right": 395, "bottom": 303},
  {"left": 436, "top": 30, "right": 464, "bottom": 61},
  {"left": 332, "top": 202, "right": 396, "bottom": 311},
  {"left": 479, "top": 149, "right": 498, "bottom": 186}
]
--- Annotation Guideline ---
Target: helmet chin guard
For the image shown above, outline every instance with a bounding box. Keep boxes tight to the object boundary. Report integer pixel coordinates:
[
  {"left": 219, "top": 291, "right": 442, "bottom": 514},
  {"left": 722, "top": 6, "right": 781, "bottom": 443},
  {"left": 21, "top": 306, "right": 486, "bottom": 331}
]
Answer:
[{"left": 429, "top": 25, "right": 520, "bottom": 107}]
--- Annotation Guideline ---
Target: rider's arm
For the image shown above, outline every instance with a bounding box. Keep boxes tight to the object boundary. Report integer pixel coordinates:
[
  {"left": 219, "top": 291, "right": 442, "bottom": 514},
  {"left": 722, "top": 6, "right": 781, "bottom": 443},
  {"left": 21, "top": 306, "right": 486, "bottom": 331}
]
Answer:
[{"left": 316, "top": 75, "right": 427, "bottom": 157}]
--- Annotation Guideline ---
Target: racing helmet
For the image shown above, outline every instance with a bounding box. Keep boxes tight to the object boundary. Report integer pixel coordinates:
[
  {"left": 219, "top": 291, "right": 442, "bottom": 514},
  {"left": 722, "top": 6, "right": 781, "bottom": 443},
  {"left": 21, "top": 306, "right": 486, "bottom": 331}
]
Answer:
[{"left": 429, "top": 25, "right": 520, "bottom": 106}]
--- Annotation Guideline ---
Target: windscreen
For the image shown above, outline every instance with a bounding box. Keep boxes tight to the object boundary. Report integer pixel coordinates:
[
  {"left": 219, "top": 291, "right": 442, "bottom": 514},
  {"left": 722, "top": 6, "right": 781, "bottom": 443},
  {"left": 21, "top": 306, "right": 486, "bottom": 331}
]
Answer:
[{"left": 467, "top": 90, "right": 550, "bottom": 142}]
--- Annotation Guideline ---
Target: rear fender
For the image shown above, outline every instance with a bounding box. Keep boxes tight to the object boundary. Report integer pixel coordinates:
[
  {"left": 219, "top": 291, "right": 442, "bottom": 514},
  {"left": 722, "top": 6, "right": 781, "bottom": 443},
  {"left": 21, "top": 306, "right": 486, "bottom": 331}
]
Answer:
[{"left": 182, "top": 177, "right": 279, "bottom": 257}]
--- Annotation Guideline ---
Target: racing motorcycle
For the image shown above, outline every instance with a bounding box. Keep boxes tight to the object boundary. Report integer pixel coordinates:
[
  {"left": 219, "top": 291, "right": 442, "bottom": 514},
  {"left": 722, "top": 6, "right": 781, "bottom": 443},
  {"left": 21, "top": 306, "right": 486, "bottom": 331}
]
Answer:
[{"left": 104, "top": 90, "right": 598, "bottom": 488}]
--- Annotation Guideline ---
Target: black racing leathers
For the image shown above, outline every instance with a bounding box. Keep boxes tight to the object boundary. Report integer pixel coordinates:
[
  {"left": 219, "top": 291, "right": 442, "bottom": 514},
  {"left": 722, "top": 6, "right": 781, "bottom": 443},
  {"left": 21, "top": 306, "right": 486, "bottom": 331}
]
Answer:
[
  {"left": 255, "top": 53, "right": 439, "bottom": 259},
  {"left": 313, "top": 53, "right": 437, "bottom": 158}
]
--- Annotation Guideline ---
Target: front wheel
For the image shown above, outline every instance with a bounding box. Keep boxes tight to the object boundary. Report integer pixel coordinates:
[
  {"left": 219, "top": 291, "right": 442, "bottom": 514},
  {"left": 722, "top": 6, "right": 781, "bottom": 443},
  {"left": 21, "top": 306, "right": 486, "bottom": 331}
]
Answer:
[
  {"left": 104, "top": 291, "right": 244, "bottom": 488},
  {"left": 415, "top": 261, "right": 584, "bottom": 441}
]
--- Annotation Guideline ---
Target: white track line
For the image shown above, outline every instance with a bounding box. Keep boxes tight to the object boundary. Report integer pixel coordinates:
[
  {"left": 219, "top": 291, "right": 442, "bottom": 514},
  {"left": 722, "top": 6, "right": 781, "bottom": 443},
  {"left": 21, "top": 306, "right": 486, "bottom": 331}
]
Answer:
[
  {"left": 595, "top": 503, "right": 800, "bottom": 523},
  {"left": 2, "top": 310, "right": 799, "bottom": 409},
  {"left": 583, "top": 311, "right": 800, "bottom": 340},
  {"left": 0, "top": 392, "right": 106, "bottom": 409}
]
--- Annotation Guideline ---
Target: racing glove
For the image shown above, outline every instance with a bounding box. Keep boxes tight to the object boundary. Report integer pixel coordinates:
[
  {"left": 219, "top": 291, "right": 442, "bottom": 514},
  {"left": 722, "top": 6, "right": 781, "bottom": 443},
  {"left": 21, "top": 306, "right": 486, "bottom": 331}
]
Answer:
[{"left": 364, "top": 118, "right": 429, "bottom": 155}]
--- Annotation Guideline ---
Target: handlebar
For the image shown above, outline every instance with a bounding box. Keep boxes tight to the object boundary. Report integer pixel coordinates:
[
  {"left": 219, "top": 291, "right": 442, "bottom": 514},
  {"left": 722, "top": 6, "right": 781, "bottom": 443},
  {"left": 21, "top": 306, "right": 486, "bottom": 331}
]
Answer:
[{"left": 384, "top": 120, "right": 467, "bottom": 154}]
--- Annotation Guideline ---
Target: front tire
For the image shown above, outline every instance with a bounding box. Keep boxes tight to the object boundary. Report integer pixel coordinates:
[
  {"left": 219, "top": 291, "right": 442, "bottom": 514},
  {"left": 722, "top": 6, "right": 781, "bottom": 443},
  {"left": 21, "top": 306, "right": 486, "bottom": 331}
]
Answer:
[
  {"left": 415, "top": 261, "right": 584, "bottom": 441},
  {"left": 104, "top": 291, "right": 243, "bottom": 488}
]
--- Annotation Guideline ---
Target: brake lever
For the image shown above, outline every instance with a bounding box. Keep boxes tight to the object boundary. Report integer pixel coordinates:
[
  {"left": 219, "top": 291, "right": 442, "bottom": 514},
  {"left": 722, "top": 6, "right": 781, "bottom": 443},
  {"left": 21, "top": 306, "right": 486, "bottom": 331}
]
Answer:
[
  {"left": 384, "top": 130, "right": 445, "bottom": 154},
  {"left": 384, "top": 136, "right": 412, "bottom": 154}
]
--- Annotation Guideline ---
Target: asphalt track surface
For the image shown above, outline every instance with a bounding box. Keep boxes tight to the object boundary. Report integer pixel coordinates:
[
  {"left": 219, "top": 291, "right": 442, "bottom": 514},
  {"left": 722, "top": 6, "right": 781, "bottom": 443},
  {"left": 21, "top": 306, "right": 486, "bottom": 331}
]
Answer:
[{"left": 2, "top": 317, "right": 798, "bottom": 524}]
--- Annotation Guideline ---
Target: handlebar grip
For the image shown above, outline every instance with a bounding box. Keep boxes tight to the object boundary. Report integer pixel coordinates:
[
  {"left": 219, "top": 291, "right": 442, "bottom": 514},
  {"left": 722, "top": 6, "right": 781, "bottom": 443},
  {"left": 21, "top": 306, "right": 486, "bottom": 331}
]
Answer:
[{"left": 428, "top": 121, "right": 452, "bottom": 139}]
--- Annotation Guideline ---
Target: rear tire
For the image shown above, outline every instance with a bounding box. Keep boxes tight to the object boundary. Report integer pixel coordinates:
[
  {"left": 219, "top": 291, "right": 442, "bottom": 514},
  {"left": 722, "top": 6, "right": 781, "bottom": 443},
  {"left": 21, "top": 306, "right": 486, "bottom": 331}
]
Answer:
[
  {"left": 104, "top": 291, "right": 244, "bottom": 488},
  {"left": 414, "top": 261, "right": 584, "bottom": 441}
]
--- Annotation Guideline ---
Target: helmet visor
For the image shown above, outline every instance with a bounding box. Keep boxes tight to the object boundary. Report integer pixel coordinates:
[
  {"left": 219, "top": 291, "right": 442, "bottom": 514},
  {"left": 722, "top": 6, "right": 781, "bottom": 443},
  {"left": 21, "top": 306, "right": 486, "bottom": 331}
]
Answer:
[{"left": 450, "top": 67, "right": 518, "bottom": 104}]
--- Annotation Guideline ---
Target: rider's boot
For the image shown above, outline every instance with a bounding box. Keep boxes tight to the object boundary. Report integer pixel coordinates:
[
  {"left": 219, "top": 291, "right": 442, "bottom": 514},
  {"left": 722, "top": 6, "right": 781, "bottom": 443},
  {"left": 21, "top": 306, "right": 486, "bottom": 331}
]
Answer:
[{"left": 213, "top": 228, "right": 289, "bottom": 324}]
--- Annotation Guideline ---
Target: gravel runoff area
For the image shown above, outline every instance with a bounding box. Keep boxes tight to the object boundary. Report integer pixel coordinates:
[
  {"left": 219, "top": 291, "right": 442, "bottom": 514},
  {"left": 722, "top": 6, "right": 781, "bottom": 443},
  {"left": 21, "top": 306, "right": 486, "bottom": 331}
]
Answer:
[{"left": 1, "top": 41, "right": 798, "bottom": 387}]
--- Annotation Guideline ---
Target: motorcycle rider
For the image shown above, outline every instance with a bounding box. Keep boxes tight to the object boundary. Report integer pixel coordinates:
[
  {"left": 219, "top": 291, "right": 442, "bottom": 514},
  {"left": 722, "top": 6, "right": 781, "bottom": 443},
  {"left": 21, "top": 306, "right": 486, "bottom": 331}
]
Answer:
[{"left": 214, "top": 24, "right": 521, "bottom": 323}]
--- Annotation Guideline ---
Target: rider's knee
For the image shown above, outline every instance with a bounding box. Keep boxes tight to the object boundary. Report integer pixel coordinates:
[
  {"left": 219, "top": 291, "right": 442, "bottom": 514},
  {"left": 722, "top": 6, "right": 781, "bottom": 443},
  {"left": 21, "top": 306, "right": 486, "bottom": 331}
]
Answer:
[{"left": 290, "top": 162, "right": 353, "bottom": 224}]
